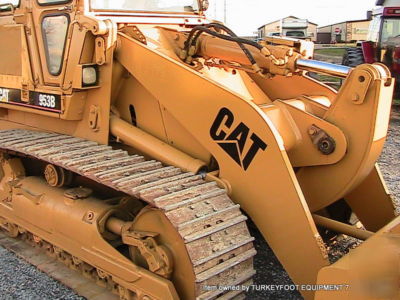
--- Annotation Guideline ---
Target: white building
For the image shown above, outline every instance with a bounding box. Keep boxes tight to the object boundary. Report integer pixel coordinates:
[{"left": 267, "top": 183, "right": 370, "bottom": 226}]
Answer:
[{"left": 258, "top": 16, "right": 318, "bottom": 41}]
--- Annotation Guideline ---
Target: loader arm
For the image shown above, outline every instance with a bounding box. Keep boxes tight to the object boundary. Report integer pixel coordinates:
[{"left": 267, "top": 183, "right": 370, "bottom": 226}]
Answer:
[
  {"left": 1, "top": 2, "right": 397, "bottom": 300},
  {"left": 115, "top": 33, "right": 329, "bottom": 299},
  {"left": 113, "top": 28, "right": 396, "bottom": 299}
]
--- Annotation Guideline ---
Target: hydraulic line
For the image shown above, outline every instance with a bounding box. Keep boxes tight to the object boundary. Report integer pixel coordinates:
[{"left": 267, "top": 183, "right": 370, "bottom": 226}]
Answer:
[
  {"left": 186, "top": 23, "right": 257, "bottom": 65},
  {"left": 185, "top": 25, "right": 262, "bottom": 51},
  {"left": 183, "top": 24, "right": 263, "bottom": 68},
  {"left": 184, "top": 27, "right": 352, "bottom": 78}
]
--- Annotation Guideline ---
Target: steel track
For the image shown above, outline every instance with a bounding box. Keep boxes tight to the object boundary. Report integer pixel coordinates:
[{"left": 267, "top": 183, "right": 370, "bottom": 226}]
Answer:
[{"left": 0, "top": 129, "right": 256, "bottom": 300}]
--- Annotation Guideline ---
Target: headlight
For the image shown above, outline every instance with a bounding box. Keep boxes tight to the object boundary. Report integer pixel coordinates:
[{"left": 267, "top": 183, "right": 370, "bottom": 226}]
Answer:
[{"left": 82, "top": 65, "right": 98, "bottom": 87}]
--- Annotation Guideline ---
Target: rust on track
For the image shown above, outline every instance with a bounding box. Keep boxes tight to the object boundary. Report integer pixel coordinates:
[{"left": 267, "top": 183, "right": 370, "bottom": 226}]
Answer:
[{"left": 0, "top": 129, "right": 256, "bottom": 300}]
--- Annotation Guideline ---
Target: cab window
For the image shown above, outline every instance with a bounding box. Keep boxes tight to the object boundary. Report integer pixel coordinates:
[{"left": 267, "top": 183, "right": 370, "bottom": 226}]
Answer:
[
  {"left": 0, "top": 0, "right": 19, "bottom": 11},
  {"left": 42, "top": 14, "right": 69, "bottom": 76},
  {"left": 381, "top": 18, "right": 400, "bottom": 46}
]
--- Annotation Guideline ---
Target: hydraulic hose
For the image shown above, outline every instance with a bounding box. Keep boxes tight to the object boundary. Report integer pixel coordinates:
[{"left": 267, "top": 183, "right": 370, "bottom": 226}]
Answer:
[
  {"left": 183, "top": 24, "right": 263, "bottom": 67},
  {"left": 186, "top": 23, "right": 257, "bottom": 65}
]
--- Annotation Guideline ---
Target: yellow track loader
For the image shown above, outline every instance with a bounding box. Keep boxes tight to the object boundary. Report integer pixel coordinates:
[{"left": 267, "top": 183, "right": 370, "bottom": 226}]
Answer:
[{"left": 0, "top": 1, "right": 398, "bottom": 299}]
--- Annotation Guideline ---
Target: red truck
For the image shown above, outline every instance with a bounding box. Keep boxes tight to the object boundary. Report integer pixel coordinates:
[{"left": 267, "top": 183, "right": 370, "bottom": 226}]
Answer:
[{"left": 343, "top": 2, "right": 400, "bottom": 93}]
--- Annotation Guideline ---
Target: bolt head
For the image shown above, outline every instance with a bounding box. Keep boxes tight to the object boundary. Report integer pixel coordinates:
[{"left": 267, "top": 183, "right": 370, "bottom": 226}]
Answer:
[
  {"left": 352, "top": 94, "right": 360, "bottom": 102},
  {"left": 308, "top": 128, "right": 317, "bottom": 135}
]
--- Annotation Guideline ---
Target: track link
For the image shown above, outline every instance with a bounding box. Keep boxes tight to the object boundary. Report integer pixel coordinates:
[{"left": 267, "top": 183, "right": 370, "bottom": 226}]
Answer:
[{"left": 0, "top": 129, "right": 256, "bottom": 300}]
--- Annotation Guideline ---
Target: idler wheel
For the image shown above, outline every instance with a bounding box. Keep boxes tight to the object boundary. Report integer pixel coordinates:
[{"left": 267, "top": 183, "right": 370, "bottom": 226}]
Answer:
[{"left": 44, "top": 164, "right": 73, "bottom": 187}]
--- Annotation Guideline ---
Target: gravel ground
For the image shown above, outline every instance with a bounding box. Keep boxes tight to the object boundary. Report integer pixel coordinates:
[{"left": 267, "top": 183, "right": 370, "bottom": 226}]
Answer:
[
  {"left": 378, "top": 109, "right": 400, "bottom": 210},
  {"left": 0, "top": 113, "right": 398, "bottom": 300},
  {"left": 0, "top": 247, "right": 82, "bottom": 300}
]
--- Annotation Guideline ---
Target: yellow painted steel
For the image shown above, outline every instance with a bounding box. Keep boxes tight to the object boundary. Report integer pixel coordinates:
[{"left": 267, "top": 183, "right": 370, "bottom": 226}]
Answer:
[
  {"left": 110, "top": 115, "right": 206, "bottom": 173},
  {"left": 315, "top": 216, "right": 400, "bottom": 300},
  {"left": 115, "top": 32, "right": 395, "bottom": 299},
  {"left": 0, "top": 172, "right": 179, "bottom": 300},
  {"left": 0, "top": 1, "right": 398, "bottom": 299},
  {"left": 116, "top": 34, "right": 331, "bottom": 300},
  {"left": 297, "top": 65, "right": 394, "bottom": 212},
  {"left": 312, "top": 214, "right": 373, "bottom": 241},
  {"left": 345, "top": 165, "right": 396, "bottom": 232}
]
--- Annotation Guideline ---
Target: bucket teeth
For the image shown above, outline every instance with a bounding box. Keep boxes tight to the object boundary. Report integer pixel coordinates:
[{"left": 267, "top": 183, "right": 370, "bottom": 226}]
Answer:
[{"left": 0, "top": 129, "right": 256, "bottom": 299}]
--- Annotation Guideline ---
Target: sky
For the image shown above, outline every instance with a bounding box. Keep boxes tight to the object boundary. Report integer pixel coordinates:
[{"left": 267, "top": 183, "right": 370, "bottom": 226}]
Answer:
[{"left": 206, "top": 0, "right": 378, "bottom": 36}]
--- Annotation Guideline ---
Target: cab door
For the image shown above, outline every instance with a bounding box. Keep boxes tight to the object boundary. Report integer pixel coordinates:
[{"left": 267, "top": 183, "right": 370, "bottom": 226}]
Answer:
[
  {"left": 31, "top": 0, "right": 75, "bottom": 87},
  {"left": 0, "top": 1, "right": 23, "bottom": 81}
]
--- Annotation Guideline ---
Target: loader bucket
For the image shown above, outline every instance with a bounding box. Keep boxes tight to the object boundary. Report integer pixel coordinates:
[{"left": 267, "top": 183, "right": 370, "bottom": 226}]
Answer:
[{"left": 315, "top": 216, "right": 400, "bottom": 300}]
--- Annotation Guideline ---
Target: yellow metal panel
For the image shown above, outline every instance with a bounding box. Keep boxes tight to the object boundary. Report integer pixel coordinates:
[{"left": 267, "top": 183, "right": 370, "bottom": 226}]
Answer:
[
  {"left": 0, "top": 25, "right": 22, "bottom": 76},
  {"left": 316, "top": 216, "right": 400, "bottom": 300},
  {"left": 296, "top": 66, "right": 394, "bottom": 211},
  {"left": 116, "top": 34, "right": 330, "bottom": 299},
  {"left": 345, "top": 165, "right": 396, "bottom": 232}
]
